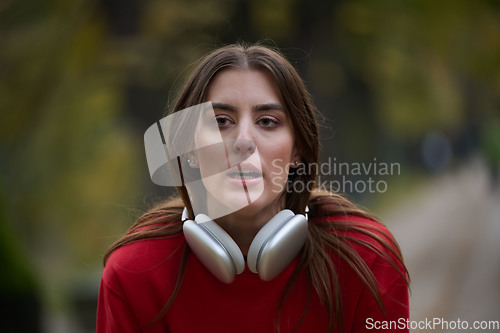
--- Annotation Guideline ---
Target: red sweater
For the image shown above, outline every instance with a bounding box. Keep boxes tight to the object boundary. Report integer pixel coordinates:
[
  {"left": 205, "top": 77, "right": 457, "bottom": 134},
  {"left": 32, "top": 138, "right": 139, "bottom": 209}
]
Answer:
[{"left": 97, "top": 215, "right": 409, "bottom": 332}]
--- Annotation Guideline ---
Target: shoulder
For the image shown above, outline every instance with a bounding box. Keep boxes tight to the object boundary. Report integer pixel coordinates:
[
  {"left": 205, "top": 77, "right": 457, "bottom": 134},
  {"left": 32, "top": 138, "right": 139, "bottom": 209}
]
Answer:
[
  {"left": 308, "top": 192, "right": 393, "bottom": 245},
  {"left": 310, "top": 214, "right": 409, "bottom": 316},
  {"left": 99, "top": 225, "right": 186, "bottom": 329},
  {"left": 310, "top": 213, "right": 404, "bottom": 273},
  {"left": 106, "top": 233, "right": 185, "bottom": 270},
  {"left": 102, "top": 227, "right": 186, "bottom": 291},
  {"left": 312, "top": 213, "right": 395, "bottom": 245}
]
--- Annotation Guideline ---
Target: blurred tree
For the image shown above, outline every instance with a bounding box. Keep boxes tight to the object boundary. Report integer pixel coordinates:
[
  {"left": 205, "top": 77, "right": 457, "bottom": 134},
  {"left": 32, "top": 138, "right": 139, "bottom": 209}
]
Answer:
[
  {"left": 0, "top": 198, "right": 41, "bottom": 333},
  {"left": 0, "top": 0, "right": 145, "bottom": 325},
  {"left": 332, "top": 0, "right": 500, "bottom": 158}
]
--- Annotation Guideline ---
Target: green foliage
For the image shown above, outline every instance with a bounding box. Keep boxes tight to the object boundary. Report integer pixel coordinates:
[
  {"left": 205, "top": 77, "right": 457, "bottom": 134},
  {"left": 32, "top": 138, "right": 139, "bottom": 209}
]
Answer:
[
  {"left": 333, "top": 0, "right": 500, "bottom": 139},
  {"left": 0, "top": 0, "right": 144, "bottom": 314}
]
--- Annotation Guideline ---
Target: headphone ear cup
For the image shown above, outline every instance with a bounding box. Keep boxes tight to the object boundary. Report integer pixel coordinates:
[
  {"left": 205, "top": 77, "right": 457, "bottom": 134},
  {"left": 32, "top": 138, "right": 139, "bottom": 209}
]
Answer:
[
  {"left": 183, "top": 214, "right": 245, "bottom": 284},
  {"left": 247, "top": 210, "right": 308, "bottom": 281}
]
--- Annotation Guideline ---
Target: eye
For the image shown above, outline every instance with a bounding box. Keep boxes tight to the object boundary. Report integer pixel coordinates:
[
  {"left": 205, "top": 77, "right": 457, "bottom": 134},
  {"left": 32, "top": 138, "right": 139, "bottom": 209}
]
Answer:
[
  {"left": 214, "top": 115, "right": 233, "bottom": 128},
  {"left": 257, "top": 116, "right": 279, "bottom": 128}
]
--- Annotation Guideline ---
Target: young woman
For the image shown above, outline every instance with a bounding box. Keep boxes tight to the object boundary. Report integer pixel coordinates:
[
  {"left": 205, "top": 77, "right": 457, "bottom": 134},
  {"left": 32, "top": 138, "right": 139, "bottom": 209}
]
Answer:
[{"left": 97, "top": 43, "right": 409, "bottom": 332}]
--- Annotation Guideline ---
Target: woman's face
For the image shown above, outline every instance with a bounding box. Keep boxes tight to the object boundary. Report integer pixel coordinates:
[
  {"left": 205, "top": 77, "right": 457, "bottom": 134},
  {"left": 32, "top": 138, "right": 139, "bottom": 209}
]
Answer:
[{"left": 192, "top": 68, "right": 299, "bottom": 217}]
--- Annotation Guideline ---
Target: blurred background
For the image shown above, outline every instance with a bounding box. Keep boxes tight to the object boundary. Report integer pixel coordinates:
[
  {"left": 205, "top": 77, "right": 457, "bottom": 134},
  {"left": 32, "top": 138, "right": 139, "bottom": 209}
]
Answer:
[{"left": 0, "top": 0, "right": 499, "bottom": 332}]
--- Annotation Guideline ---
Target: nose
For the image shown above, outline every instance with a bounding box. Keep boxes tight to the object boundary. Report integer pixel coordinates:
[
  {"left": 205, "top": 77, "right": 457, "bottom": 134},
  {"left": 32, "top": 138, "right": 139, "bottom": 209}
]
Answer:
[
  {"left": 233, "top": 138, "right": 256, "bottom": 153},
  {"left": 232, "top": 120, "right": 256, "bottom": 155}
]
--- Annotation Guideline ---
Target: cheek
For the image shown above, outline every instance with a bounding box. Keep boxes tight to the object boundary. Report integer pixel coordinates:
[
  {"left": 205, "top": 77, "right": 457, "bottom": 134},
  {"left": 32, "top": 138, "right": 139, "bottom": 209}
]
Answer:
[
  {"left": 263, "top": 144, "right": 293, "bottom": 178},
  {"left": 260, "top": 132, "right": 294, "bottom": 167},
  {"left": 194, "top": 131, "right": 227, "bottom": 162}
]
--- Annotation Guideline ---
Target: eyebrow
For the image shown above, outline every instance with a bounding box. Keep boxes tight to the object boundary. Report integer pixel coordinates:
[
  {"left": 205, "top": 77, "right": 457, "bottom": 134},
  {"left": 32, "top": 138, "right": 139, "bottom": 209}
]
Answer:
[{"left": 211, "top": 102, "right": 285, "bottom": 113}]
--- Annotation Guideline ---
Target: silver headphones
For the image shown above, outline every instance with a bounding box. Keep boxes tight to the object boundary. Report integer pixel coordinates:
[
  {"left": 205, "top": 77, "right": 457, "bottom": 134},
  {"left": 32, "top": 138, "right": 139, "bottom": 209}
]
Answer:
[{"left": 182, "top": 208, "right": 308, "bottom": 283}]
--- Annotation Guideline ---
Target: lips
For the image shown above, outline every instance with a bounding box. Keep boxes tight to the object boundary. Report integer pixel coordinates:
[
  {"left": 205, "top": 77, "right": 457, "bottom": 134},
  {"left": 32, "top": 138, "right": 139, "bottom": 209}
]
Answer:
[
  {"left": 227, "top": 170, "right": 262, "bottom": 179},
  {"left": 226, "top": 162, "right": 263, "bottom": 185}
]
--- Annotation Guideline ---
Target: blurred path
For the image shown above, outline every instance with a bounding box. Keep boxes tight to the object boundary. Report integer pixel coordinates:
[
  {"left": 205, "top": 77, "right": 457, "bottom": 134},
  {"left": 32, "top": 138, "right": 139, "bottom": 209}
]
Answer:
[{"left": 383, "top": 157, "right": 500, "bottom": 332}]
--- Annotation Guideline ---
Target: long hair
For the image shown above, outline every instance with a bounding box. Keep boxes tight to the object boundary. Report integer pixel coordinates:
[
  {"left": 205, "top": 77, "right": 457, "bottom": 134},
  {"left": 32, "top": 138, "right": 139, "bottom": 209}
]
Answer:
[{"left": 104, "top": 43, "right": 409, "bottom": 332}]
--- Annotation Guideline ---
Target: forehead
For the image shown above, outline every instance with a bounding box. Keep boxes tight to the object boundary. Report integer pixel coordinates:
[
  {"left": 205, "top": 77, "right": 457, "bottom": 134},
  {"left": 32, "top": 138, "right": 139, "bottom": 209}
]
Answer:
[{"left": 205, "top": 68, "right": 283, "bottom": 104}]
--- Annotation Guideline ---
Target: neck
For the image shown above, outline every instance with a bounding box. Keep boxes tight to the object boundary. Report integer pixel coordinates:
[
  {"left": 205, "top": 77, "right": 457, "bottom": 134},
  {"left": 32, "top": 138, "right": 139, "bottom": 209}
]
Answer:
[{"left": 211, "top": 199, "right": 283, "bottom": 256}]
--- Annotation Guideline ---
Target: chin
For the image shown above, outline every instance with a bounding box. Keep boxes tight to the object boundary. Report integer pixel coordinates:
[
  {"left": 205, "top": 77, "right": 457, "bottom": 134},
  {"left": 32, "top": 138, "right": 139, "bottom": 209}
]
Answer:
[{"left": 237, "top": 193, "right": 284, "bottom": 216}]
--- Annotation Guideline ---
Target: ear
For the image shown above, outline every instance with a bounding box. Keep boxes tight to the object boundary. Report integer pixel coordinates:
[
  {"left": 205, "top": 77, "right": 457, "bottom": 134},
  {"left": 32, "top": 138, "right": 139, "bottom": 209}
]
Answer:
[
  {"left": 289, "top": 147, "right": 301, "bottom": 169},
  {"left": 187, "top": 154, "right": 200, "bottom": 168}
]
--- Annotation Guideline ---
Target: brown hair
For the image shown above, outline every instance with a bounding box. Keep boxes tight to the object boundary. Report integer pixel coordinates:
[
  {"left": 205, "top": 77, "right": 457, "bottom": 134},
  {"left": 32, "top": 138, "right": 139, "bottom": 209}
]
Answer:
[{"left": 104, "top": 43, "right": 409, "bottom": 332}]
